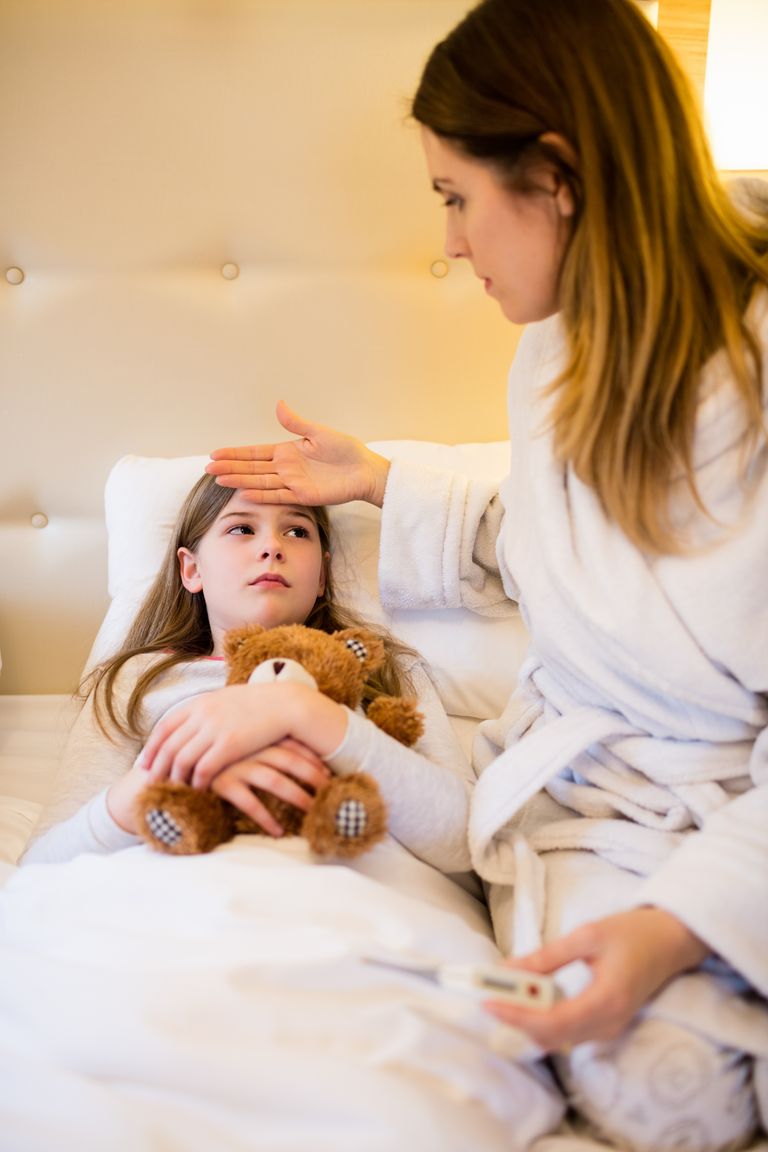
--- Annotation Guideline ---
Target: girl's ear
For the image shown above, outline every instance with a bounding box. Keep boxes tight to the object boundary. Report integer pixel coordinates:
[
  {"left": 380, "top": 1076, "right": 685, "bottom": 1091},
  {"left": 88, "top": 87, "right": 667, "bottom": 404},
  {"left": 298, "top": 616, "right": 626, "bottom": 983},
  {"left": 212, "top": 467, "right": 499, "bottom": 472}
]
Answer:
[{"left": 178, "top": 547, "right": 203, "bottom": 593}]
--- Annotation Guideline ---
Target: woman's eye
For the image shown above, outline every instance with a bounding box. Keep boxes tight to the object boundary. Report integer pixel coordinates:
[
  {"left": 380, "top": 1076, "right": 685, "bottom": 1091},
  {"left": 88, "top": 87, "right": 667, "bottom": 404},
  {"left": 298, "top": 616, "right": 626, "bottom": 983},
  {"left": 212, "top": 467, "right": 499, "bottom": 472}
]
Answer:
[{"left": 442, "top": 195, "right": 464, "bottom": 210}]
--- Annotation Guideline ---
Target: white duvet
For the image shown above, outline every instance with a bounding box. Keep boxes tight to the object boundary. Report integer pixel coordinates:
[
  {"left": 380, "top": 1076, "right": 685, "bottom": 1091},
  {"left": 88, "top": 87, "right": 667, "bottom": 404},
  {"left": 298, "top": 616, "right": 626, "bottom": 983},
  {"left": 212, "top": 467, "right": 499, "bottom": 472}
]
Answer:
[{"left": 0, "top": 835, "right": 565, "bottom": 1152}]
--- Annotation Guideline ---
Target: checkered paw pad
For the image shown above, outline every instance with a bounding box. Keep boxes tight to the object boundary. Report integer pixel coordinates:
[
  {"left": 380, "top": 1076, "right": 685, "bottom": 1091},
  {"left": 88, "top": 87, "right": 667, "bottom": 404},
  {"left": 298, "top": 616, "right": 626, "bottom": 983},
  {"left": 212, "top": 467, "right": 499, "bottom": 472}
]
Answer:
[
  {"left": 335, "top": 798, "right": 368, "bottom": 839},
  {"left": 344, "top": 637, "right": 368, "bottom": 663},
  {"left": 146, "top": 807, "right": 184, "bottom": 847}
]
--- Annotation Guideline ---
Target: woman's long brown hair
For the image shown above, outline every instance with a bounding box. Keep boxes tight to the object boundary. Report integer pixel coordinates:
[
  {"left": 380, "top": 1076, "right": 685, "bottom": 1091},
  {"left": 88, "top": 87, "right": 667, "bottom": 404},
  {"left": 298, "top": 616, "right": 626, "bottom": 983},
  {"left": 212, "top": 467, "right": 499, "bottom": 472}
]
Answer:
[
  {"left": 87, "top": 473, "right": 415, "bottom": 739},
  {"left": 412, "top": 0, "right": 768, "bottom": 552}
]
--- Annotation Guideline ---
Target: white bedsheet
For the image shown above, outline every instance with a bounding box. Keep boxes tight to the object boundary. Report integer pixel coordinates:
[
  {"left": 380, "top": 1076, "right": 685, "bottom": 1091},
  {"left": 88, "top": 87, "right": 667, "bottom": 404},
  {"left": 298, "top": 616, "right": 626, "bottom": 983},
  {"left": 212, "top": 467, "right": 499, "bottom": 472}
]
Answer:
[
  {"left": 0, "top": 835, "right": 566, "bottom": 1152},
  {"left": 3, "top": 697, "right": 766, "bottom": 1152},
  {"left": 0, "top": 694, "right": 80, "bottom": 872}
]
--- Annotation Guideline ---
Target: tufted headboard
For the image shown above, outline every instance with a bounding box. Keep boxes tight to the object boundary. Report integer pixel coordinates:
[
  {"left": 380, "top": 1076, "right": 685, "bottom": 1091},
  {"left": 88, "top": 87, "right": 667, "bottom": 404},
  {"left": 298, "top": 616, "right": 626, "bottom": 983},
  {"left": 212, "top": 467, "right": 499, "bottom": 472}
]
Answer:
[{"left": 0, "top": 0, "right": 523, "bottom": 694}]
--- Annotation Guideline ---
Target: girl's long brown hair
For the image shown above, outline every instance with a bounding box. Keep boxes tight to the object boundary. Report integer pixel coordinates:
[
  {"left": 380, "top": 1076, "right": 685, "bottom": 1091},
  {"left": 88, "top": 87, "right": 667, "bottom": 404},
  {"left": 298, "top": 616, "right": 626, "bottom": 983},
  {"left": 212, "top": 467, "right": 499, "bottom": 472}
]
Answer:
[
  {"left": 87, "top": 473, "right": 415, "bottom": 739},
  {"left": 412, "top": 0, "right": 768, "bottom": 552}
]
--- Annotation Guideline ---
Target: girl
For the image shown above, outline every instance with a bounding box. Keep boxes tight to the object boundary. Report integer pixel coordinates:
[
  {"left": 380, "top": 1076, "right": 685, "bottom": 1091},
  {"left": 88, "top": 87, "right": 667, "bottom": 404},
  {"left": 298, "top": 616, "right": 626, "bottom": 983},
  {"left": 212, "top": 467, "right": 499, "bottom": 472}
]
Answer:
[
  {"left": 195, "top": 1, "right": 768, "bottom": 1148},
  {"left": 23, "top": 473, "right": 473, "bottom": 875}
]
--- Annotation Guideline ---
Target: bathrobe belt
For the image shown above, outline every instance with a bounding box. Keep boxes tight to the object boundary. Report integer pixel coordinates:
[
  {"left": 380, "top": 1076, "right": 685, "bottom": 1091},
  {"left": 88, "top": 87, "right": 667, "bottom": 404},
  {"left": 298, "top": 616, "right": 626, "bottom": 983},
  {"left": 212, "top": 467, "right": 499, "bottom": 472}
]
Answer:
[{"left": 469, "top": 705, "right": 751, "bottom": 885}]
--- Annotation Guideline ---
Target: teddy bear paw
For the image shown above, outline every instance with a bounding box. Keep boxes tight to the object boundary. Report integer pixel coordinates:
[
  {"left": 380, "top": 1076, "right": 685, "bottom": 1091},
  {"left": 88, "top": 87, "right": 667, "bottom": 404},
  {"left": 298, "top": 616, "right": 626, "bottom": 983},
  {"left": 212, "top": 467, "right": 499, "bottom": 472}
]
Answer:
[
  {"left": 135, "top": 781, "right": 234, "bottom": 855},
  {"left": 302, "top": 773, "right": 388, "bottom": 859}
]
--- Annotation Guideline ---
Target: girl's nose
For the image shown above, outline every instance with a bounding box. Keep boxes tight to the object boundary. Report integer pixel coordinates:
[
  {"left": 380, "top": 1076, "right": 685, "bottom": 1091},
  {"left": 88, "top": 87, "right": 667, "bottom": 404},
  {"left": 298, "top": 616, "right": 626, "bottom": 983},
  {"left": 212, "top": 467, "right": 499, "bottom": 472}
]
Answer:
[{"left": 260, "top": 541, "right": 283, "bottom": 560}]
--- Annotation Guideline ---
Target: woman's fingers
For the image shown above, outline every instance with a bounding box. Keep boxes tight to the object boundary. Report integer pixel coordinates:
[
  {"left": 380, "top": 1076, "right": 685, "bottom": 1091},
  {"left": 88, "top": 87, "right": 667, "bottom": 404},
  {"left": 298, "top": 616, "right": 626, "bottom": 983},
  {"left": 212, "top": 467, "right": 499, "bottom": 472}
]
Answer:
[
  {"left": 484, "top": 975, "right": 626, "bottom": 1051},
  {"left": 275, "top": 399, "right": 318, "bottom": 438}
]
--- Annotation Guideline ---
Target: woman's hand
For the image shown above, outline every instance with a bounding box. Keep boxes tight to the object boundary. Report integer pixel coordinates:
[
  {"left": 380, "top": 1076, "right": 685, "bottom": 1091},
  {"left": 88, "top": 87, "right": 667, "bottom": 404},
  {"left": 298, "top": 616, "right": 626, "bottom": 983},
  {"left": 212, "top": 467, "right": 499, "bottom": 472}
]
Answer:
[
  {"left": 210, "top": 738, "right": 332, "bottom": 838},
  {"left": 485, "top": 907, "right": 709, "bottom": 1050},
  {"left": 206, "top": 399, "right": 391, "bottom": 508},
  {"left": 139, "top": 681, "right": 348, "bottom": 790}
]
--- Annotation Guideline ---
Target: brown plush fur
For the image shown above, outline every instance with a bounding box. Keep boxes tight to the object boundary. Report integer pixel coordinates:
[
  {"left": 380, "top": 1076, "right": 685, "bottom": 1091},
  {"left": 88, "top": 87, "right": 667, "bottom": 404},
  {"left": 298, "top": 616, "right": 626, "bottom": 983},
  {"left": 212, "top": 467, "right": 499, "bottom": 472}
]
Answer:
[{"left": 135, "top": 623, "right": 424, "bottom": 859}]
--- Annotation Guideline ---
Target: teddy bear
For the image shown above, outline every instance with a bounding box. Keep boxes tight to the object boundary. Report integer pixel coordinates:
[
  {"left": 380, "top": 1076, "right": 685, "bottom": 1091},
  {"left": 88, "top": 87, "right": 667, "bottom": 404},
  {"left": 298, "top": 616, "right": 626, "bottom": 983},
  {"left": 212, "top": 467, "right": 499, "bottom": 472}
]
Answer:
[{"left": 134, "top": 623, "right": 424, "bottom": 859}]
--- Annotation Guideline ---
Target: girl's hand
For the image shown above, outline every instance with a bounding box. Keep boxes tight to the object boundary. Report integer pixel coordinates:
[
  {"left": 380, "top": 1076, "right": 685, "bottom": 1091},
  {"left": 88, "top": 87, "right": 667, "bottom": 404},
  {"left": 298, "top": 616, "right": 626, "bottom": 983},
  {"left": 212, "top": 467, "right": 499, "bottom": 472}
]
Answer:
[
  {"left": 206, "top": 399, "right": 391, "bottom": 508},
  {"left": 485, "top": 908, "right": 709, "bottom": 1050},
  {"left": 210, "top": 738, "right": 332, "bottom": 838},
  {"left": 106, "top": 757, "right": 155, "bottom": 834},
  {"left": 140, "top": 682, "right": 348, "bottom": 790}
]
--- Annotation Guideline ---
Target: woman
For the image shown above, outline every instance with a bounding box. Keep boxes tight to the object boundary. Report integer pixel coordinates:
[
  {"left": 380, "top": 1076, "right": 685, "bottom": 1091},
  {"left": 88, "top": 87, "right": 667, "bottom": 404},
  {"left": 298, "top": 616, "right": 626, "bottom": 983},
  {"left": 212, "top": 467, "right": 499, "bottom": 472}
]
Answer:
[{"left": 168, "top": 1, "right": 766, "bottom": 1147}]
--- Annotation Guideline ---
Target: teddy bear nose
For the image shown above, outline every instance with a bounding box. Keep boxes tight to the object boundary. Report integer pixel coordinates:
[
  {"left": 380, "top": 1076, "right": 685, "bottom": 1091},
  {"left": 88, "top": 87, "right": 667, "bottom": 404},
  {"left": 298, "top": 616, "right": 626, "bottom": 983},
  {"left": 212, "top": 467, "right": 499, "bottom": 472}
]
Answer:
[{"left": 272, "top": 661, "right": 285, "bottom": 675}]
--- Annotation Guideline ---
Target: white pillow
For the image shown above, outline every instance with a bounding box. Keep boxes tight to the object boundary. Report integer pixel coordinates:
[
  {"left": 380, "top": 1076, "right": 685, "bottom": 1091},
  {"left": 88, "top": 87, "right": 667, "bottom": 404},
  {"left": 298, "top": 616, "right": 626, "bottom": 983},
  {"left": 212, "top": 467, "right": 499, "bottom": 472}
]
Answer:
[{"left": 86, "top": 446, "right": 528, "bottom": 721}]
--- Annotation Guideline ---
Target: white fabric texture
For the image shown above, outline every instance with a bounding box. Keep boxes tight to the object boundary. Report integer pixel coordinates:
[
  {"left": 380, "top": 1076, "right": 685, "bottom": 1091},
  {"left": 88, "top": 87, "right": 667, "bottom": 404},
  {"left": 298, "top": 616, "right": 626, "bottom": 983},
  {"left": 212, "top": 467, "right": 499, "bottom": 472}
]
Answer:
[
  {"left": 0, "top": 837, "right": 565, "bottom": 1152},
  {"left": 377, "top": 293, "right": 768, "bottom": 1134},
  {"left": 23, "top": 651, "right": 474, "bottom": 875}
]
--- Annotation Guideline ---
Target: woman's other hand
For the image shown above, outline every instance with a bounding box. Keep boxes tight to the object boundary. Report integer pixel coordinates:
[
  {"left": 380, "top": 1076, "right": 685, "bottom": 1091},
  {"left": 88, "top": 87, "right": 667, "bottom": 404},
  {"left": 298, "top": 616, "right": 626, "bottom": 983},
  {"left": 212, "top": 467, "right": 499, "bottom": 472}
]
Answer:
[
  {"left": 206, "top": 400, "right": 391, "bottom": 508},
  {"left": 484, "top": 907, "right": 709, "bottom": 1050}
]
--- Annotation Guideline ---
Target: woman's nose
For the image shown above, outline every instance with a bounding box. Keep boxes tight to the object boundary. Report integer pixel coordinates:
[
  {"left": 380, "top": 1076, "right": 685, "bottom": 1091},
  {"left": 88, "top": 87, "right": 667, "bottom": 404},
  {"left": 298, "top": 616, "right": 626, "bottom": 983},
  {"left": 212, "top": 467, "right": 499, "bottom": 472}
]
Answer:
[{"left": 445, "top": 219, "right": 468, "bottom": 261}]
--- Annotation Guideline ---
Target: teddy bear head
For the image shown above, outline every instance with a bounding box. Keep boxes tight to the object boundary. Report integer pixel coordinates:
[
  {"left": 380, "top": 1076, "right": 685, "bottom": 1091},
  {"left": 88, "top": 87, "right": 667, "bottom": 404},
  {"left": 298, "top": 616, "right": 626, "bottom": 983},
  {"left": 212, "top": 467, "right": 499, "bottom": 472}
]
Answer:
[{"left": 223, "top": 622, "right": 386, "bottom": 710}]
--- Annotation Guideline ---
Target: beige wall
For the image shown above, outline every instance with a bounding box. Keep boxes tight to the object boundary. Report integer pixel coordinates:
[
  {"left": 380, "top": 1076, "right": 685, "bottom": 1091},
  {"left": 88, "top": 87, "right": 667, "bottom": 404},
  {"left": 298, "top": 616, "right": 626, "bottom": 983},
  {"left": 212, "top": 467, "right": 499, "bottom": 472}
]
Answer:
[{"left": 0, "top": 1, "right": 518, "bottom": 693}]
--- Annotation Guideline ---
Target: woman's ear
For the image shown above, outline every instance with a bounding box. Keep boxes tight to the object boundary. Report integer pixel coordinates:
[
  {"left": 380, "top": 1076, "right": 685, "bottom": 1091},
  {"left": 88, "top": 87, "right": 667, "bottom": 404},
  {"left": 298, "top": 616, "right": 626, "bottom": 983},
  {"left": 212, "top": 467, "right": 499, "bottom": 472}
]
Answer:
[
  {"left": 539, "top": 131, "right": 578, "bottom": 218},
  {"left": 178, "top": 547, "right": 203, "bottom": 593}
]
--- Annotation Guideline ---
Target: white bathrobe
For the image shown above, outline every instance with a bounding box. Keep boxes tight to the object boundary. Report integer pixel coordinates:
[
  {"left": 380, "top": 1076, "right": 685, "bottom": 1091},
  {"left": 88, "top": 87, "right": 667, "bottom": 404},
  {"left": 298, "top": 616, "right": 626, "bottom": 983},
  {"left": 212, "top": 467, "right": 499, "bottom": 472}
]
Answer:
[{"left": 378, "top": 291, "right": 768, "bottom": 1058}]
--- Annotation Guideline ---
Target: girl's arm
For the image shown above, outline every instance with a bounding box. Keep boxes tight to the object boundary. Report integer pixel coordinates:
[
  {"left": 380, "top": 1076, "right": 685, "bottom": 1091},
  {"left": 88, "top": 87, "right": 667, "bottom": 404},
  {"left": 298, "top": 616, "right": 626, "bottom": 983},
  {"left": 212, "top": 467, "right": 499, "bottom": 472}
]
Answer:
[
  {"left": 141, "top": 663, "right": 474, "bottom": 873},
  {"left": 20, "top": 674, "right": 145, "bottom": 864},
  {"left": 325, "top": 660, "right": 472, "bottom": 873}
]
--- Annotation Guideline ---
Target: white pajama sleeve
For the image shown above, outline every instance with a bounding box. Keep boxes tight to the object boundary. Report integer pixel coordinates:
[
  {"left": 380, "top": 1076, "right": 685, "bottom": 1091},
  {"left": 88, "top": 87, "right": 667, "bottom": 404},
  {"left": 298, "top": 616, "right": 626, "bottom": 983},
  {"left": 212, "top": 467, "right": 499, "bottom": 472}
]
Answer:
[
  {"left": 636, "top": 781, "right": 768, "bottom": 997},
  {"left": 326, "top": 660, "right": 473, "bottom": 874},
  {"left": 21, "top": 789, "right": 141, "bottom": 864},
  {"left": 21, "top": 667, "right": 144, "bottom": 864},
  {"left": 378, "top": 458, "right": 516, "bottom": 614}
]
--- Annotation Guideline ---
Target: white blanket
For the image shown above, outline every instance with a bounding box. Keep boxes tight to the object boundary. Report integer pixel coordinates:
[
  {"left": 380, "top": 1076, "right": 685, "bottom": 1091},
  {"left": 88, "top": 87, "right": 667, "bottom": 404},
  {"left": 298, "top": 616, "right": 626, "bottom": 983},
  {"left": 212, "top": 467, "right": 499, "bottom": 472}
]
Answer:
[{"left": 0, "top": 836, "right": 567, "bottom": 1152}]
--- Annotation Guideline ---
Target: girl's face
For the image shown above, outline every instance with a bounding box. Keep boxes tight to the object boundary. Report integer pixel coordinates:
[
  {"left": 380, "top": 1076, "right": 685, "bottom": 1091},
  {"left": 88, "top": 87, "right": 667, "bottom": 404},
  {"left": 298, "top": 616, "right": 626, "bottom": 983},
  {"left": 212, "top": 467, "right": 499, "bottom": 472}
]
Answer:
[
  {"left": 178, "top": 497, "right": 327, "bottom": 655},
  {"left": 421, "top": 127, "right": 574, "bottom": 325}
]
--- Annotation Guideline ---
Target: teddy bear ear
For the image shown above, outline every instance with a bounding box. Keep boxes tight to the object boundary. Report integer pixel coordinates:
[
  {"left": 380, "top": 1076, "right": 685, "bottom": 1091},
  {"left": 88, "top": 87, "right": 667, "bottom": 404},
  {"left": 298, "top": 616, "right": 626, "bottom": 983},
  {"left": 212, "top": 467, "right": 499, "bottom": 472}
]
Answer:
[
  {"left": 336, "top": 628, "right": 386, "bottom": 674},
  {"left": 223, "top": 623, "right": 266, "bottom": 660}
]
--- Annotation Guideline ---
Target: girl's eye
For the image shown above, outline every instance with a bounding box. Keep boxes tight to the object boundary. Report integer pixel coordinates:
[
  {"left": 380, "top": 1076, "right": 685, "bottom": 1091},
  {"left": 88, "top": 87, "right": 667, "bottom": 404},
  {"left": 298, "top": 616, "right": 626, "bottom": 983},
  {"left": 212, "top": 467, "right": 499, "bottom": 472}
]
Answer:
[
  {"left": 286, "top": 525, "right": 311, "bottom": 539},
  {"left": 442, "top": 195, "right": 464, "bottom": 211},
  {"left": 227, "top": 524, "right": 254, "bottom": 536}
]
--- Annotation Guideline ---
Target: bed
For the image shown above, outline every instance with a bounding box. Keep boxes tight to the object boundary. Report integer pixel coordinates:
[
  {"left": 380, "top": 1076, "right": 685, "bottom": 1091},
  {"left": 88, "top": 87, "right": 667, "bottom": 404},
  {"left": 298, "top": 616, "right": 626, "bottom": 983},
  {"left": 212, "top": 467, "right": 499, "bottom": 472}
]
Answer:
[
  {"left": 0, "top": 446, "right": 568, "bottom": 1152},
  {"left": 1, "top": 1, "right": 765, "bottom": 1148}
]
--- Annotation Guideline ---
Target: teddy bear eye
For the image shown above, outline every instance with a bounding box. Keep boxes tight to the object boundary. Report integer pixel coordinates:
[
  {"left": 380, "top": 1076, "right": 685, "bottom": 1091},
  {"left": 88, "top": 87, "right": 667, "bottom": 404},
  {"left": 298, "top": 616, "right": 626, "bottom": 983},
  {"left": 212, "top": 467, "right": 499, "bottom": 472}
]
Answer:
[{"left": 344, "top": 637, "right": 368, "bottom": 663}]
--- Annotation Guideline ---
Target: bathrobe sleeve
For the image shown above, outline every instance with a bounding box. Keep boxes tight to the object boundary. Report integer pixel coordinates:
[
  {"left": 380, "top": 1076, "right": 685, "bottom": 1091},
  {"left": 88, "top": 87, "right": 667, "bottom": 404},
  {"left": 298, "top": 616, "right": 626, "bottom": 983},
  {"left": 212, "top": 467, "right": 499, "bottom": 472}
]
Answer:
[
  {"left": 377, "top": 458, "right": 517, "bottom": 615},
  {"left": 637, "top": 780, "right": 768, "bottom": 998}
]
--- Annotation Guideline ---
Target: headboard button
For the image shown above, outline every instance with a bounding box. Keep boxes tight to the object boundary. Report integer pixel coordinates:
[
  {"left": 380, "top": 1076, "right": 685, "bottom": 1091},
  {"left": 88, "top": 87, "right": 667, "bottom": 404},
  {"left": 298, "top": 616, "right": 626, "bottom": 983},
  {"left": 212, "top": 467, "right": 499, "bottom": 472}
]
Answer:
[
  {"left": 430, "top": 260, "right": 449, "bottom": 279},
  {"left": 6, "top": 267, "right": 25, "bottom": 285},
  {"left": 30, "top": 512, "right": 49, "bottom": 529},
  {"left": 221, "top": 262, "right": 240, "bottom": 280}
]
